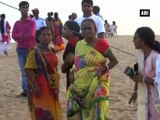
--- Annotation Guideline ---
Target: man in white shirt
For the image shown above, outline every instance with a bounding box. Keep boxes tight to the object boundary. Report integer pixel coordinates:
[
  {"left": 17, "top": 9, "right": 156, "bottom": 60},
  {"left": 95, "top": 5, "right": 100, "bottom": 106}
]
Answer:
[
  {"left": 74, "top": 0, "right": 105, "bottom": 39},
  {"left": 32, "top": 8, "right": 47, "bottom": 43}
]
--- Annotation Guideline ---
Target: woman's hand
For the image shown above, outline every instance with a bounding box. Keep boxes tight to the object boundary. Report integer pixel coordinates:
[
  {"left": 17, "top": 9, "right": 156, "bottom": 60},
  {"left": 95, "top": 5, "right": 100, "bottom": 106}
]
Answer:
[
  {"left": 69, "top": 70, "right": 75, "bottom": 83},
  {"left": 97, "top": 66, "right": 109, "bottom": 78},
  {"left": 34, "top": 83, "right": 41, "bottom": 98},
  {"left": 129, "top": 92, "right": 137, "bottom": 104},
  {"left": 130, "top": 72, "right": 143, "bottom": 83}
]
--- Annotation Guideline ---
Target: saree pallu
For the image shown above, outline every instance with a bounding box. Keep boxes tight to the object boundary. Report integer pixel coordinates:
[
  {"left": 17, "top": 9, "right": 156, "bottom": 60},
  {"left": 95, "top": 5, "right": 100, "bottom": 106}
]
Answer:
[
  {"left": 67, "top": 40, "right": 110, "bottom": 120},
  {"left": 26, "top": 48, "right": 62, "bottom": 120}
]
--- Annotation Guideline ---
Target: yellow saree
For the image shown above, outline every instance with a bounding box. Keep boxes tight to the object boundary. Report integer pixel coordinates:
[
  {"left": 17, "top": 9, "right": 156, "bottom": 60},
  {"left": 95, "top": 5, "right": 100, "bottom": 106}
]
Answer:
[{"left": 67, "top": 40, "right": 110, "bottom": 120}]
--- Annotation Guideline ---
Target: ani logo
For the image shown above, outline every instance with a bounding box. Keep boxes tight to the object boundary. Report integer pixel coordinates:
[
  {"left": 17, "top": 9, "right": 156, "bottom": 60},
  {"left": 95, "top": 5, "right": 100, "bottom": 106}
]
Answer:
[{"left": 140, "top": 9, "right": 150, "bottom": 17}]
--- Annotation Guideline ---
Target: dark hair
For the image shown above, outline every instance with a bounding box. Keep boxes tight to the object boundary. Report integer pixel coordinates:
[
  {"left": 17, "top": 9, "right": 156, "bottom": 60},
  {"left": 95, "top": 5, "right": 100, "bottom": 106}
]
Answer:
[
  {"left": 136, "top": 27, "right": 160, "bottom": 53},
  {"left": 65, "top": 21, "right": 80, "bottom": 34},
  {"left": 71, "top": 12, "right": 77, "bottom": 20},
  {"left": 93, "top": 6, "right": 100, "bottom": 14},
  {"left": 48, "top": 12, "right": 53, "bottom": 17},
  {"left": 47, "top": 12, "right": 53, "bottom": 21},
  {"left": 29, "top": 14, "right": 34, "bottom": 18},
  {"left": 68, "top": 15, "right": 72, "bottom": 20},
  {"left": 54, "top": 12, "right": 58, "bottom": 20},
  {"left": 38, "top": 27, "right": 51, "bottom": 36},
  {"left": 19, "top": 1, "right": 29, "bottom": 8},
  {"left": 82, "top": 0, "right": 93, "bottom": 6},
  {"left": 65, "top": 21, "right": 84, "bottom": 39},
  {"left": 0, "top": 14, "right": 6, "bottom": 33},
  {"left": 81, "top": 18, "right": 97, "bottom": 31},
  {"left": 0, "top": 14, "right": 5, "bottom": 19}
]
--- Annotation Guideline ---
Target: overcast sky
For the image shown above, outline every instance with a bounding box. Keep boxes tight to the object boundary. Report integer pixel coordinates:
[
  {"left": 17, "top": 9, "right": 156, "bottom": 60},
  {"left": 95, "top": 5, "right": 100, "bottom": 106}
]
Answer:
[{"left": 0, "top": 0, "right": 160, "bottom": 35}]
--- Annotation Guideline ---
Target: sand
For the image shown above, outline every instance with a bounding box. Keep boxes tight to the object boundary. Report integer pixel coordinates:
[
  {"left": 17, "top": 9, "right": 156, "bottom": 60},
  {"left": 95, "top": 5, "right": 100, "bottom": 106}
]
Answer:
[{"left": 0, "top": 35, "right": 160, "bottom": 120}]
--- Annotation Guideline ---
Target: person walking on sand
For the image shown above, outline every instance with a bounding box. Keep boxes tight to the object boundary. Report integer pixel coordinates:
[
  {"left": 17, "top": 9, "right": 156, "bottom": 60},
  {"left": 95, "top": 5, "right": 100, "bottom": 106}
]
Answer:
[
  {"left": 110, "top": 21, "right": 118, "bottom": 37},
  {"left": 128, "top": 27, "right": 160, "bottom": 120},
  {"left": 67, "top": 19, "right": 118, "bottom": 120},
  {"left": 45, "top": 12, "right": 55, "bottom": 46},
  {"left": 74, "top": 0, "right": 106, "bottom": 39},
  {"left": 0, "top": 14, "right": 11, "bottom": 56},
  {"left": 104, "top": 20, "right": 111, "bottom": 37},
  {"left": 25, "top": 26, "right": 62, "bottom": 120},
  {"left": 12, "top": 1, "right": 36, "bottom": 97},
  {"left": 53, "top": 12, "right": 65, "bottom": 52}
]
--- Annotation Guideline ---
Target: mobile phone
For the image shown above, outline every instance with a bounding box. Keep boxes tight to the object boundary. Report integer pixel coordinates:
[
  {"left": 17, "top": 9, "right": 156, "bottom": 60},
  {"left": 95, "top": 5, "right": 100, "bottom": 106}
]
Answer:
[{"left": 124, "top": 66, "right": 134, "bottom": 77}]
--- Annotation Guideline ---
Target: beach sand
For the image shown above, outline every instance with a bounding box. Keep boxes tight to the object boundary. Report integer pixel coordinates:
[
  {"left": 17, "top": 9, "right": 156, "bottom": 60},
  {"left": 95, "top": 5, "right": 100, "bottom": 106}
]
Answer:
[{"left": 0, "top": 35, "right": 160, "bottom": 120}]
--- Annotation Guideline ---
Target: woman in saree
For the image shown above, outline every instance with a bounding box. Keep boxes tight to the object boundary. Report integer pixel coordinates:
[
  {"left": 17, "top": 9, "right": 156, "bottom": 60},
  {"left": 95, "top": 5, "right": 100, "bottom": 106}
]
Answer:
[
  {"left": 67, "top": 19, "right": 118, "bottom": 120},
  {"left": 53, "top": 12, "right": 65, "bottom": 52},
  {"left": 25, "top": 27, "right": 62, "bottom": 120},
  {"left": 61, "top": 20, "right": 83, "bottom": 89},
  {"left": 45, "top": 12, "right": 55, "bottom": 44},
  {"left": 129, "top": 27, "right": 160, "bottom": 120}
]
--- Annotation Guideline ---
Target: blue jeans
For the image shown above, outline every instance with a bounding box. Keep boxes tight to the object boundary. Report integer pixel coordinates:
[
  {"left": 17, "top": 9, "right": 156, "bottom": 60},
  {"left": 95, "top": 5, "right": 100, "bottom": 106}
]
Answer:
[{"left": 16, "top": 48, "right": 29, "bottom": 93}]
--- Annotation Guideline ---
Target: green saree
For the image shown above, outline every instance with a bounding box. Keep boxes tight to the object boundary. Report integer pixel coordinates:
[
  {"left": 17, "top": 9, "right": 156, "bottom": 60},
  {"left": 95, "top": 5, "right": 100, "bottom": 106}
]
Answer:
[{"left": 67, "top": 40, "right": 110, "bottom": 120}]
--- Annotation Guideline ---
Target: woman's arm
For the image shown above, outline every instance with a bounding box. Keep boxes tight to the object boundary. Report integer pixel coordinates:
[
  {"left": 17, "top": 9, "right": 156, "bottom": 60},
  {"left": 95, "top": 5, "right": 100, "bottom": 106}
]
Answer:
[
  {"left": 61, "top": 53, "right": 75, "bottom": 73},
  {"left": 105, "top": 49, "right": 118, "bottom": 70},
  {"left": 97, "top": 49, "right": 118, "bottom": 77},
  {"left": 25, "top": 68, "right": 37, "bottom": 86},
  {"left": 25, "top": 48, "right": 37, "bottom": 85},
  {"left": 128, "top": 82, "right": 138, "bottom": 104}
]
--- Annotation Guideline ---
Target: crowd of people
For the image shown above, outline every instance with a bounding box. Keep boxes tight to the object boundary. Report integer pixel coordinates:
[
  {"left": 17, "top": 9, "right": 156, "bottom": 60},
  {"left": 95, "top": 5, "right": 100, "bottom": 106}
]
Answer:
[
  {"left": 104, "top": 20, "right": 118, "bottom": 37},
  {"left": 1, "top": 0, "right": 160, "bottom": 120}
]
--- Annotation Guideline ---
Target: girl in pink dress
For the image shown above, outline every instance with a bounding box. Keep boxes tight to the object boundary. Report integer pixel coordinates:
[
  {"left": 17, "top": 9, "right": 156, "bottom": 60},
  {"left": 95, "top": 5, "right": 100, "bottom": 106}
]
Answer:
[{"left": 129, "top": 27, "right": 160, "bottom": 120}]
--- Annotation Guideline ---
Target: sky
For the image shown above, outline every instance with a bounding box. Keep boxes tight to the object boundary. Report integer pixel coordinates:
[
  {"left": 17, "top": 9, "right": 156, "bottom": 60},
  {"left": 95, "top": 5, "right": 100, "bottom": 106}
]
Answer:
[{"left": 0, "top": 0, "right": 160, "bottom": 35}]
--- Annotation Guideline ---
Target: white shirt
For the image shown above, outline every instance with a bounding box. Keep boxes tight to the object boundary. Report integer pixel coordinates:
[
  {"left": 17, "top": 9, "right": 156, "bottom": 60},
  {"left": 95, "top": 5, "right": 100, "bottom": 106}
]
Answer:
[
  {"left": 32, "top": 17, "right": 47, "bottom": 30},
  {"left": 74, "top": 14, "right": 105, "bottom": 34},
  {"left": 110, "top": 25, "right": 117, "bottom": 33}
]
